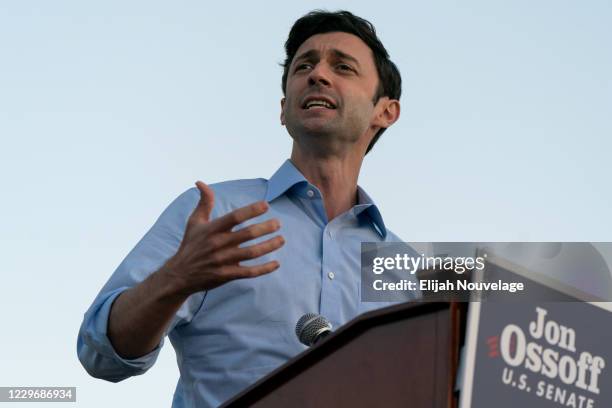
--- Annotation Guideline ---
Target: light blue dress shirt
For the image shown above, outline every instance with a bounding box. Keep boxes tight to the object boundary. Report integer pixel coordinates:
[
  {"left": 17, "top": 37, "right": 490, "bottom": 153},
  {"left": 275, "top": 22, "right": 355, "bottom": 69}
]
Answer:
[{"left": 77, "top": 160, "right": 417, "bottom": 407}]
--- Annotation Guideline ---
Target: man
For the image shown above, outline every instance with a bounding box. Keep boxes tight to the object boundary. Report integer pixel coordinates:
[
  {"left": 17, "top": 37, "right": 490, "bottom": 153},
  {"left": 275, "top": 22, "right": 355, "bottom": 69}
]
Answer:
[{"left": 78, "top": 10, "right": 414, "bottom": 407}]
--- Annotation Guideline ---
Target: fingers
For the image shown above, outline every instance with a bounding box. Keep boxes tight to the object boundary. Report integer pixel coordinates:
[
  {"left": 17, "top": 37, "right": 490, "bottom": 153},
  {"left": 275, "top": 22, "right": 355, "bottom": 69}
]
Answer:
[
  {"left": 224, "top": 260, "right": 281, "bottom": 280},
  {"left": 213, "top": 218, "right": 281, "bottom": 249},
  {"left": 192, "top": 181, "right": 215, "bottom": 222},
  {"left": 208, "top": 200, "right": 270, "bottom": 232},
  {"left": 215, "top": 235, "right": 285, "bottom": 265}
]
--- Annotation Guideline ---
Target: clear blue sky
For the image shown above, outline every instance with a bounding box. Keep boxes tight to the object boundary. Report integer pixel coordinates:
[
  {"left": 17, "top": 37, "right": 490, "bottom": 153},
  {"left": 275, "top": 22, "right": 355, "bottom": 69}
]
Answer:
[{"left": 1, "top": 1, "right": 610, "bottom": 406}]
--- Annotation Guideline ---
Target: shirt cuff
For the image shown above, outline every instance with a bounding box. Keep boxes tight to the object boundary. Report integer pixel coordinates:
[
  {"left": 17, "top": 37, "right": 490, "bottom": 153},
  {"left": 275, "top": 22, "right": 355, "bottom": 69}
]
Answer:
[{"left": 81, "top": 287, "right": 163, "bottom": 370}]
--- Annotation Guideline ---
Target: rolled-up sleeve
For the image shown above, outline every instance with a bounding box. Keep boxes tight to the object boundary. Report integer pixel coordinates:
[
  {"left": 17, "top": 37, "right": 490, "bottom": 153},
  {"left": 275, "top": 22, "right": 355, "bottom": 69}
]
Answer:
[
  {"left": 77, "top": 188, "right": 206, "bottom": 382},
  {"left": 77, "top": 287, "right": 163, "bottom": 382}
]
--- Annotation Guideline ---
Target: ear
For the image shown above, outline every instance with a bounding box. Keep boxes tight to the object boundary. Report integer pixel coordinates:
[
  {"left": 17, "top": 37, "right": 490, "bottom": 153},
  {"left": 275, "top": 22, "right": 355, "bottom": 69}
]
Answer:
[
  {"left": 372, "top": 98, "right": 400, "bottom": 129},
  {"left": 280, "top": 98, "right": 286, "bottom": 125}
]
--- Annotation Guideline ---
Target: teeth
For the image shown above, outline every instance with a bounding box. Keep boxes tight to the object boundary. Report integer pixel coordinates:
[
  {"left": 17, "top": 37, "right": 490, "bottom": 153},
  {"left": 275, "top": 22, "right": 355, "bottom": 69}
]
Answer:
[{"left": 305, "top": 100, "right": 334, "bottom": 109}]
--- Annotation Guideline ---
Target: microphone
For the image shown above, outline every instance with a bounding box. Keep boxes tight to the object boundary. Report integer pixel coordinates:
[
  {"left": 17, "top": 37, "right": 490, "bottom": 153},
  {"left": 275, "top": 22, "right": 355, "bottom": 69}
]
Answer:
[{"left": 295, "top": 313, "right": 333, "bottom": 347}]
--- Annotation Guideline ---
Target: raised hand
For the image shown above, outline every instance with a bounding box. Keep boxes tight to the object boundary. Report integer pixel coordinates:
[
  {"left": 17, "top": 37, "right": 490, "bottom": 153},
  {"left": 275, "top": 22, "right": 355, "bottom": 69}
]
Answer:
[{"left": 163, "top": 181, "right": 285, "bottom": 295}]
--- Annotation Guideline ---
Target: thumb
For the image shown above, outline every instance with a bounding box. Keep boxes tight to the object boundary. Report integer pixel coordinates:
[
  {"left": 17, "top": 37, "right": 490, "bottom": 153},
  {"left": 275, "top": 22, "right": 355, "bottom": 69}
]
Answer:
[{"left": 193, "top": 181, "right": 215, "bottom": 222}]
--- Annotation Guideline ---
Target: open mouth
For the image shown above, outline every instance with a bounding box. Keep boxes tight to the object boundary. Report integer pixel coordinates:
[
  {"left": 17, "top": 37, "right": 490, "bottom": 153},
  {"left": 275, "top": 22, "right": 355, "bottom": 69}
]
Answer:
[{"left": 301, "top": 98, "right": 337, "bottom": 110}]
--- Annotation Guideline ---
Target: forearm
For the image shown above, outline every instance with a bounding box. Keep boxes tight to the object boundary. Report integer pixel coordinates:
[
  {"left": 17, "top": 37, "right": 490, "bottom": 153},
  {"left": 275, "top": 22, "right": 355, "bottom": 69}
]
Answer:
[
  {"left": 108, "top": 263, "right": 190, "bottom": 359},
  {"left": 104, "top": 185, "right": 282, "bottom": 359}
]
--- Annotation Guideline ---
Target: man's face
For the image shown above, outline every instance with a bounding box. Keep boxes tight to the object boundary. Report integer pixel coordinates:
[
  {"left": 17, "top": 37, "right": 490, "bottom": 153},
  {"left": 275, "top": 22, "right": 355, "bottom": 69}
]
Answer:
[{"left": 281, "top": 32, "right": 385, "bottom": 150}]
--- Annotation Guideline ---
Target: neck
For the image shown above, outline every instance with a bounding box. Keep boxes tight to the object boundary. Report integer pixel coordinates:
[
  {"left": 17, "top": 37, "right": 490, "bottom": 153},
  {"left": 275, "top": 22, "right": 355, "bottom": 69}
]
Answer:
[{"left": 290, "top": 145, "right": 365, "bottom": 221}]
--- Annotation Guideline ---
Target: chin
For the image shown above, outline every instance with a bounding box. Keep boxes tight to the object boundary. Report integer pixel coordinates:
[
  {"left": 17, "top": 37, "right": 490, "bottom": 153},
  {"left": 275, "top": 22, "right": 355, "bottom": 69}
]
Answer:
[
  {"left": 301, "top": 126, "right": 337, "bottom": 140},
  {"left": 305, "top": 116, "right": 344, "bottom": 131}
]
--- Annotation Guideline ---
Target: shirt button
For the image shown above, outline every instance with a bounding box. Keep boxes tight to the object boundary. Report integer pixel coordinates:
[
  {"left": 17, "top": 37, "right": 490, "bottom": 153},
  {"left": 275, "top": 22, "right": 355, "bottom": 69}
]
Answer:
[
  {"left": 328, "top": 271, "right": 335, "bottom": 280},
  {"left": 307, "top": 190, "right": 315, "bottom": 198}
]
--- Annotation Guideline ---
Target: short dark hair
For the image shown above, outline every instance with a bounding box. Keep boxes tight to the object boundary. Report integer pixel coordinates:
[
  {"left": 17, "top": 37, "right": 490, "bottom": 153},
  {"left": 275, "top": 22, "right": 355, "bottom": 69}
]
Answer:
[{"left": 282, "top": 10, "right": 402, "bottom": 154}]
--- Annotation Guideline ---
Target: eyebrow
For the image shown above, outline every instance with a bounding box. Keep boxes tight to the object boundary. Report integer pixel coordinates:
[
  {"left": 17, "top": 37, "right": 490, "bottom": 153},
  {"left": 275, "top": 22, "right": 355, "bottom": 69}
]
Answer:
[{"left": 293, "top": 48, "right": 361, "bottom": 68}]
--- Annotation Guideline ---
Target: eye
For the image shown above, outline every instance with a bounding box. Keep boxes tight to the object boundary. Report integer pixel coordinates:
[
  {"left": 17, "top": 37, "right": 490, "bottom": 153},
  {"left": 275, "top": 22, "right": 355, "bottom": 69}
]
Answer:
[
  {"left": 294, "top": 63, "right": 313, "bottom": 72},
  {"left": 336, "top": 63, "right": 355, "bottom": 72}
]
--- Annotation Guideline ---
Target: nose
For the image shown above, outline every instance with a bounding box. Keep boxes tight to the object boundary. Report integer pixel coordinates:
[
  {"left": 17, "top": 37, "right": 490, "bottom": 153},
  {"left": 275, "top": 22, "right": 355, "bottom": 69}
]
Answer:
[{"left": 307, "top": 64, "right": 332, "bottom": 87}]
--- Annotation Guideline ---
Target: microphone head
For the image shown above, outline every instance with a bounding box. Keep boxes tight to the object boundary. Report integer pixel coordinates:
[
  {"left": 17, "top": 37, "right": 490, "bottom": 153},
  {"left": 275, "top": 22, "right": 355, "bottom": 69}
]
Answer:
[{"left": 295, "top": 313, "right": 332, "bottom": 347}]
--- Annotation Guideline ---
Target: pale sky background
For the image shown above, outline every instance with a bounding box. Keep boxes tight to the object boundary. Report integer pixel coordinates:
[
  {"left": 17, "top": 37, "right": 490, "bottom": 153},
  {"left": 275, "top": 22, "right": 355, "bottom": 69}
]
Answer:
[{"left": 1, "top": 1, "right": 611, "bottom": 406}]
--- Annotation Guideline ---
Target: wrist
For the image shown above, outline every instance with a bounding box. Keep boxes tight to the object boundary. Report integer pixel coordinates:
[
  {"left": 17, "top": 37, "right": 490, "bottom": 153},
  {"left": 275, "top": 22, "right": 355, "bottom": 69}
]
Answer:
[{"left": 155, "top": 258, "right": 194, "bottom": 301}]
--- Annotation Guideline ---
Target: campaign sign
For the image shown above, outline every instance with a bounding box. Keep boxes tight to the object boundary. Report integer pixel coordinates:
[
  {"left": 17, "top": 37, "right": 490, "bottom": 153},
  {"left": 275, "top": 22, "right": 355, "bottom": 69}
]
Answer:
[{"left": 461, "top": 257, "right": 612, "bottom": 408}]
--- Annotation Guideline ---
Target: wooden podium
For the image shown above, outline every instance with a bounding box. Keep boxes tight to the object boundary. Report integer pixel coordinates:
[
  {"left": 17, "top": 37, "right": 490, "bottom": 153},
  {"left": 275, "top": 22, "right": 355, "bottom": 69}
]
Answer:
[{"left": 222, "top": 302, "right": 465, "bottom": 408}]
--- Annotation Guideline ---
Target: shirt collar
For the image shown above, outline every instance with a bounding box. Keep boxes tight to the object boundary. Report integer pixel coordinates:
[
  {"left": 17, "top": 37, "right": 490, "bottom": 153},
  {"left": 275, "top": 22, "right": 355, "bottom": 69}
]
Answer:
[
  {"left": 354, "top": 186, "right": 388, "bottom": 239},
  {"left": 265, "top": 159, "right": 388, "bottom": 239},
  {"left": 264, "top": 159, "right": 308, "bottom": 202}
]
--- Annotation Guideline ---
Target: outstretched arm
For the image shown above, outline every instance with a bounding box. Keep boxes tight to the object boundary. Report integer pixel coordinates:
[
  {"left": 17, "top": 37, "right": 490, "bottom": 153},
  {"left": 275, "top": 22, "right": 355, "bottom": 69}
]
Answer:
[{"left": 107, "top": 181, "right": 285, "bottom": 359}]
